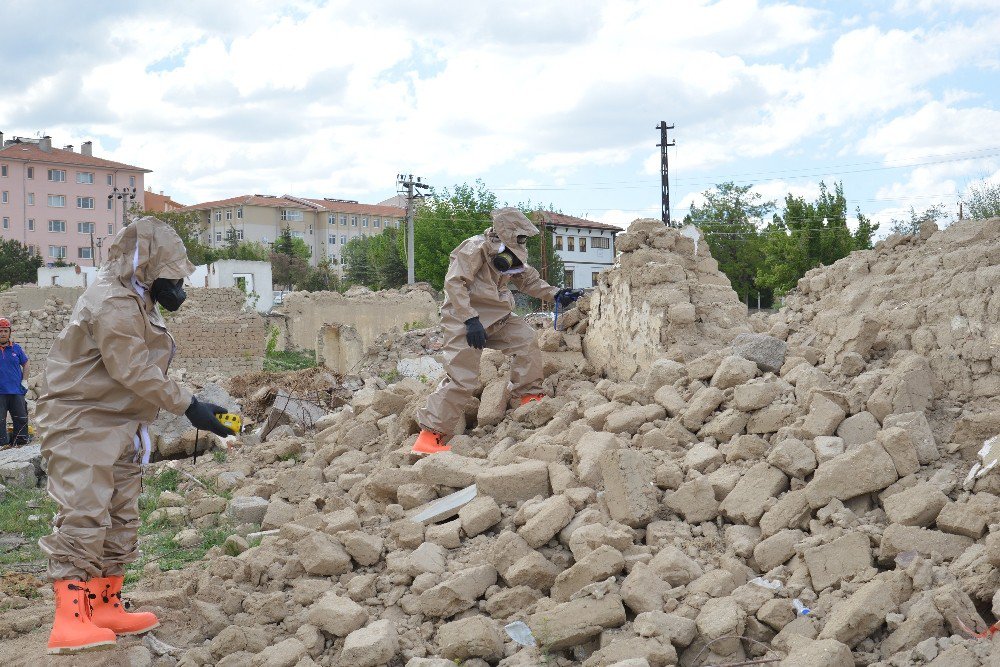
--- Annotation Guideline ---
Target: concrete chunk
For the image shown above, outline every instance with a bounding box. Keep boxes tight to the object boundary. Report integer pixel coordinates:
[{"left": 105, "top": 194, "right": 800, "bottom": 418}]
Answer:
[
  {"left": 518, "top": 494, "right": 575, "bottom": 548},
  {"left": 307, "top": 592, "right": 368, "bottom": 637},
  {"left": 552, "top": 545, "right": 626, "bottom": 602},
  {"left": 883, "top": 411, "right": 939, "bottom": 464},
  {"left": 733, "top": 332, "right": 787, "bottom": 373},
  {"left": 600, "top": 449, "right": 658, "bottom": 527},
  {"left": 527, "top": 594, "right": 627, "bottom": 650},
  {"left": 936, "top": 502, "right": 987, "bottom": 539},
  {"left": 435, "top": 615, "right": 503, "bottom": 662},
  {"left": 879, "top": 524, "right": 973, "bottom": 564},
  {"left": 877, "top": 427, "right": 919, "bottom": 477},
  {"left": 835, "top": 411, "right": 880, "bottom": 447},
  {"left": 882, "top": 482, "right": 947, "bottom": 527},
  {"left": 476, "top": 460, "right": 550, "bottom": 504},
  {"left": 458, "top": 495, "right": 502, "bottom": 537},
  {"left": 413, "top": 453, "right": 486, "bottom": 487},
  {"left": 720, "top": 462, "right": 788, "bottom": 526},
  {"left": 803, "top": 532, "right": 873, "bottom": 591},
  {"left": 340, "top": 619, "right": 398, "bottom": 667},
  {"left": 818, "top": 571, "right": 912, "bottom": 647},
  {"left": 806, "top": 441, "right": 898, "bottom": 508}
]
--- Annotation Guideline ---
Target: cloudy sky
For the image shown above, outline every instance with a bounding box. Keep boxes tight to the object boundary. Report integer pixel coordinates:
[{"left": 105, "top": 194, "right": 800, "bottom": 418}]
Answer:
[{"left": 2, "top": 0, "right": 998, "bottom": 233}]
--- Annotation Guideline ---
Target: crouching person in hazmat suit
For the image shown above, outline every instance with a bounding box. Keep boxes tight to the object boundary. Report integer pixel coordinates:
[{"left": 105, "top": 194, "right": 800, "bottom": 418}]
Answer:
[
  {"left": 412, "top": 207, "right": 582, "bottom": 455},
  {"left": 37, "top": 216, "right": 236, "bottom": 654}
]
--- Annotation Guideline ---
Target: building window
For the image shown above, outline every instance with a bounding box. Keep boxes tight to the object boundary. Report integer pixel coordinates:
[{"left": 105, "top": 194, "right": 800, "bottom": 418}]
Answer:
[
  {"left": 362, "top": 216, "right": 368, "bottom": 227},
  {"left": 78, "top": 247, "right": 93, "bottom": 260},
  {"left": 214, "top": 210, "right": 222, "bottom": 222},
  {"left": 225, "top": 209, "right": 233, "bottom": 220},
  {"left": 374, "top": 217, "right": 382, "bottom": 228},
  {"left": 28, "top": 245, "right": 36, "bottom": 255},
  {"left": 27, "top": 167, "right": 34, "bottom": 179},
  {"left": 341, "top": 234, "right": 347, "bottom": 244},
  {"left": 580, "top": 237, "right": 587, "bottom": 252},
  {"left": 49, "top": 245, "right": 67, "bottom": 259},
  {"left": 2, "top": 217, "right": 7, "bottom": 229},
  {"left": 1, "top": 191, "right": 7, "bottom": 204},
  {"left": 235, "top": 229, "right": 244, "bottom": 241},
  {"left": 48, "top": 194, "right": 66, "bottom": 207},
  {"left": 48, "top": 169, "right": 66, "bottom": 182},
  {"left": 77, "top": 196, "right": 95, "bottom": 209},
  {"left": 108, "top": 223, "right": 114, "bottom": 234},
  {"left": 107, "top": 199, "right": 112, "bottom": 210},
  {"left": 106, "top": 174, "right": 113, "bottom": 186},
  {"left": 48, "top": 220, "right": 67, "bottom": 232},
  {"left": 592, "top": 237, "right": 610, "bottom": 249},
  {"left": 340, "top": 214, "right": 347, "bottom": 226},
  {"left": 27, "top": 219, "right": 34, "bottom": 231},
  {"left": 567, "top": 236, "right": 575, "bottom": 252},
  {"left": 129, "top": 175, "right": 135, "bottom": 187},
  {"left": 78, "top": 222, "right": 96, "bottom": 234},
  {"left": 27, "top": 193, "right": 34, "bottom": 205},
  {"left": 329, "top": 234, "right": 336, "bottom": 245},
  {"left": 0, "top": 165, "right": 6, "bottom": 177},
  {"left": 328, "top": 214, "right": 335, "bottom": 225},
  {"left": 76, "top": 172, "right": 94, "bottom": 184},
  {"left": 236, "top": 207, "right": 243, "bottom": 219},
  {"left": 351, "top": 216, "right": 358, "bottom": 227},
  {"left": 291, "top": 230, "right": 304, "bottom": 239},
  {"left": 564, "top": 270, "right": 574, "bottom": 287},
  {"left": 308, "top": 224, "right": 313, "bottom": 235},
  {"left": 592, "top": 272, "right": 600, "bottom": 286},
  {"left": 554, "top": 235, "right": 563, "bottom": 251},
  {"left": 281, "top": 209, "right": 303, "bottom": 221}
]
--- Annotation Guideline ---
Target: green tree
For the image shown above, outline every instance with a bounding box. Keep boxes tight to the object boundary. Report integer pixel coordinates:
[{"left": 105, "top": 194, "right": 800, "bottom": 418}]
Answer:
[
  {"left": 367, "top": 226, "right": 408, "bottom": 289},
  {"left": 139, "top": 209, "right": 214, "bottom": 265},
  {"left": 685, "top": 182, "right": 774, "bottom": 305},
  {"left": 413, "top": 180, "right": 499, "bottom": 289},
  {"left": 888, "top": 204, "right": 949, "bottom": 236},
  {"left": 340, "top": 235, "right": 375, "bottom": 287},
  {"left": 757, "top": 181, "right": 876, "bottom": 297},
  {"left": 270, "top": 226, "right": 310, "bottom": 290},
  {"left": 962, "top": 179, "right": 1000, "bottom": 220},
  {"left": 300, "top": 256, "right": 341, "bottom": 292},
  {"left": 0, "top": 239, "right": 43, "bottom": 286}
]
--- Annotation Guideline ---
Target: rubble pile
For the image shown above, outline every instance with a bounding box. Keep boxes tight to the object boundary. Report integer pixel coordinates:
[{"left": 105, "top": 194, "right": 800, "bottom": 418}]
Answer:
[{"left": 2, "top": 218, "right": 1000, "bottom": 666}]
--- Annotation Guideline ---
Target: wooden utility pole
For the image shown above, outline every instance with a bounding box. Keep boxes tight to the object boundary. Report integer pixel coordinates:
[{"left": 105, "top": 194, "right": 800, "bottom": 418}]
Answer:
[
  {"left": 396, "top": 174, "right": 430, "bottom": 284},
  {"left": 656, "top": 122, "right": 676, "bottom": 227}
]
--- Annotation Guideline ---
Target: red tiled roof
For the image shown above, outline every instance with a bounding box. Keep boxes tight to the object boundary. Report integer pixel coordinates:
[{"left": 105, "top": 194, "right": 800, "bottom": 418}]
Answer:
[
  {"left": 0, "top": 142, "right": 150, "bottom": 172},
  {"left": 183, "top": 194, "right": 312, "bottom": 211},
  {"left": 535, "top": 211, "right": 623, "bottom": 232},
  {"left": 144, "top": 190, "right": 185, "bottom": 211},
  {"left": 302, "top": 198, "right": 405, "bottom": 217}
]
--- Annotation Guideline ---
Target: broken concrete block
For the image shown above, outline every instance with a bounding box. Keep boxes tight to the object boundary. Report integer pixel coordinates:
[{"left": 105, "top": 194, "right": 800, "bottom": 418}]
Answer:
[
  {"left": 633, "top": 610, "right": 697, "bottom": 647},
  {"left": 803, "top": 393, "right": 846, "bottom": 438},
  {"left": 419, "top": 565, "right": 498, "bottom": 618},
  {"left": 584, "top": 637, "right": 676, "bottom": 667},
  {"left": 410, "top": 484, "right": 477, "bottom": 525},
  {"left": 935, "top": 502, "right": 987, "bottom": 539},
  {"left": 476, "top": 460, "right": 550, "bottom": 504},
  {"left": 477, "top": 379, "right": 509, "bottom": 427},
  {"left": 414, "top": 453, "right": 487, "bottom": 487},
  {"left": 647, "top": 545, "right": 702, "bottom": 587},
  {"left": 552, "top": 545, "right": 626, "bottom": 602},
  {"left": 435, "top": 615, "right": 503, "bottom": 662},
  {"left": 805, "top": 441, "right": 898, "bottom": 508},
  {"left": 458, "top": 495, "right": 502, "bottom": 537},
  {"left": 866, "top": 354, "right": 933, "bottom": 423},
  {"left": 682, "top": 387, "right": 725, "bottom": 431},
  {"left": 835, "top": 411, "right": 880, "bottom": 447},
  {"left": 818, "top": 571, "right": 912, "bottom": 647},
  {"left": 756, "top": 598, "right": 795, "bottom": 632},
  {"left": 307, "top": 592, "right": 368, "bottom": 636},
  {"left": 803, "top": 532, "right": 873, "bottom": 591},
  {"left": 812, "top": 436, "right": 845, "bottom": 464},
  {"left": 767, "top": 438, "right": 817, "bottom": 479},
  {"left": 877, "top": 426, "right": 919, "bottom": 477},
  {"left": 604, "top": 404, "right": 667, "bottom": 435},
  {"left": 228, "top": 496, "right": 270, "bottom": 524},
  {"left": 684, "top": 442, "right": 724, "bottom": 473},
  {"left": 880, "top": 596, "right": 944, "bottom": 656},
  {"left": 883, "top": 411, "right": 939, "bottom": 464},
  {"left": 720, "top": 462, "right": 789, "bottom": 526},
  {"left": 753, "top": 529, "right": 803, "bottom": 572},
  {"left": 528, "top": 594, "right": 627, "bottom": 650},
  {"left": 295, "top": 532, "right": 352, "bottom": 576},
  {"left": 643, "top": 358, "right": 687, "bottom": 392},
  {"left": 653, "top": 385, "right": 687, "bottom": 417},
  {"left": 695, "top": 597, "right": 747, "bottom": 656},
  {"left": 746, "top": 403, "right": 799, "bottom": 434},
  {"left": 620, "top": 562, "right": 671, "bottom": 614},
  {"left": 778, "top": 638, "right": 853, "bottom": 666},
  {"left": 664, "top": 477, "right": 719, "bottom": 523},
  {"left": 518, "top": 494, "right": 575, "bottom": 548},
  {"left": 733, "top": 381, "right": 786, "bottom": 412},
  {"left": 425, "top": 519, "right": 462, "bottom": 548},
  {"left": 505, "top": 550, "right": 561, "bottom": 591},
  {"left": 600, "top": 449, "right": 658, "bottom": 528},
  {"left": 759, "top": 489, "right": 810, "bottom": 538},
  {"left": 882, "top": 482, "right": 947, "bottom": 527},
  {"left": 406, "top": 542, "right": 447, "bottom": 576},
  {"left": 733, "top": 332, "right": 787, "bottom": 373},
  {"left": 879, "top": 524, "right": 973, "bottom": 564},
  {"left": 339, "top": 531, "right": 384, "bottom": 567},
  {"left": 340, "top": 619, "right": 398, "bottom": 667},
  {"left": 710, "top": 355, "right": 759, "bottom": 390}
]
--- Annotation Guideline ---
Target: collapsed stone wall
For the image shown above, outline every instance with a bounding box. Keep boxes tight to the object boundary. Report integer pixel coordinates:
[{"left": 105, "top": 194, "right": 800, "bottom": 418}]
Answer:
[
  {"left": 584, "top": 219, "right": 749, "bottom": 381},
  {"left": 169, "top": 288, "right": 266, "bottom": 378},
  {"left": 0, "top": 285, "right": 85, "bottom": 314}
]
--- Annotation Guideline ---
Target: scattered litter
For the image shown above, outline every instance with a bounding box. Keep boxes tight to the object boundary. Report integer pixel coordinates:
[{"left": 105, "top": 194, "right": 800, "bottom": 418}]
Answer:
[
  {"left": 504, "top": 620, "right": 537, "bottom": 647},
  {"left": 749, "top": 577, "right": 782, "bottom": 590},
  {"left": 792, "top": 599, "right": 811, "bottom": 616}
]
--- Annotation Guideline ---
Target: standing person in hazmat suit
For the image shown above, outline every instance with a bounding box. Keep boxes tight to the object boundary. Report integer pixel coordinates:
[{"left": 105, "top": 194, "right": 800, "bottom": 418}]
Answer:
[
  {"left": 37, "top": 216, "right": 236, "bottom": 654},
  {"left": 412, "top": 207, "right": 582, "bottom": 456}
]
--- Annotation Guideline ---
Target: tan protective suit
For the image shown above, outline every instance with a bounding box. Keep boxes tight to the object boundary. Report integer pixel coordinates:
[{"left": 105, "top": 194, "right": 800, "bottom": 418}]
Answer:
[
  {"left": 416, "top": 208, "right": 559, "bottom": 435},
  {"left": 38, "top": 217, "right": 195, "bottom": 581}
]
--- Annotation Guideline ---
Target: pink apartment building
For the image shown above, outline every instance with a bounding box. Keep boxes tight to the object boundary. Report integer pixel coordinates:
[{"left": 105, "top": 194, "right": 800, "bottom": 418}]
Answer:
[{"left": 0, "top": 133, "right": 148, "bottom": 266}]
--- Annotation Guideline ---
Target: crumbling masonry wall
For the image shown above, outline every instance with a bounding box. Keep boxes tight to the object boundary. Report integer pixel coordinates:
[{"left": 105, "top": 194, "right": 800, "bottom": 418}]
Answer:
[{"left": 584, "top": 219, "right": 750, "bottom": 381}]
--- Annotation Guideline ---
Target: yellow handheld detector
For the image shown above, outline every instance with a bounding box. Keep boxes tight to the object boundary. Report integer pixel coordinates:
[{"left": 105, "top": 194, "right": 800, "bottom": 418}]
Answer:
[{"left": 218, "top": 413, "right": 242, "bottom": 435}]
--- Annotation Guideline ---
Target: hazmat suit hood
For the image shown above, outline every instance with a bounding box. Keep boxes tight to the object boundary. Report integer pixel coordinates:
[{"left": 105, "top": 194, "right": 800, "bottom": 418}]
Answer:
[
  {"left": 488, "top": 208, "right": 539, "bottom": 265},
  {"left": 102, "top": 216, "right": 196, "bottom": 303}
]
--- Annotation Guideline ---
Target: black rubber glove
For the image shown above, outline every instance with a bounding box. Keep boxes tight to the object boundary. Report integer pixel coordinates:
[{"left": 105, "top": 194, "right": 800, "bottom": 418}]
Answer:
[
  {"left": 555, "top": 288, "right": 584, "bottom": 307},
  {"left": 465, "top": 316, "right": 487, "bottom": 350},
  {"left": 186, "top": 397, "right": 236, "bottom": 437}
]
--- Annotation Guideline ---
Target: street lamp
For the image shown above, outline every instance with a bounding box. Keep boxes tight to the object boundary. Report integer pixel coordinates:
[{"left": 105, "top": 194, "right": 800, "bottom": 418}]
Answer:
[{"left": 108, "top": 186, "right": 137, "bottom": 229}]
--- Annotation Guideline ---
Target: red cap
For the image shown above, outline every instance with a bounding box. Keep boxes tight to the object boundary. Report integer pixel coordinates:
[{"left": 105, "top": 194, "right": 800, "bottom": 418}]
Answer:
[{"left": 0, "top": 318, "right": 10, "bottom": 329}]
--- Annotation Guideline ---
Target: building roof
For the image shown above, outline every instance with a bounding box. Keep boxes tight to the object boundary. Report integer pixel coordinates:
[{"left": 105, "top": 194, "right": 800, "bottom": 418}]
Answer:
[
  {"left": 183, "top": 194, "right": 313, "bottom": 211},
  {"left": 302, "top": 198, "right": 405, "bottom": 217},
  {"left": 535, "top": 211, "right": 623, "bottom": 232},
  {"left": 0, "top": 141, "right": 150, "bottom": 172},
  {"left": 144, "top": 189, "right": 185, "bottom": 211}
]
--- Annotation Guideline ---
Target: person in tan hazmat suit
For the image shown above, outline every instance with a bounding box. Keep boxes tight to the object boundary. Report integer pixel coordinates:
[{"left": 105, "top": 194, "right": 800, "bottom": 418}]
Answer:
[
  {"left": 412, "top": 207, "right": 582, "bottom": 455},
  {"left": 36, "top": 216, "right": 236, "bottom": 654}
]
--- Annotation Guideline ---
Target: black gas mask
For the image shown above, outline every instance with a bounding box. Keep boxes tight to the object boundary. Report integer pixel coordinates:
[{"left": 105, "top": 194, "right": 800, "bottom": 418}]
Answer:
[
  {"left": 150, "top": 278, "right": 186, "bottom": 312},
  {"left": 493, "top": 235, "right": 530, "bottom": 272}
]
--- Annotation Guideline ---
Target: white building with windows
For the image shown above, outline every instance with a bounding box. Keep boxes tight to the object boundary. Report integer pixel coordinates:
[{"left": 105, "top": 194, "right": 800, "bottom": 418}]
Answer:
[{"left": 535, "top": 211, "right": 621, "bottom": 289}]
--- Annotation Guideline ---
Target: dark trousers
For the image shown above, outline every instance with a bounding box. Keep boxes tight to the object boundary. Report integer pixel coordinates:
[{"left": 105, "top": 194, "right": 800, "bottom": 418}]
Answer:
[{"left": 0, "top": 393, "right": 28, "bottom": 446}]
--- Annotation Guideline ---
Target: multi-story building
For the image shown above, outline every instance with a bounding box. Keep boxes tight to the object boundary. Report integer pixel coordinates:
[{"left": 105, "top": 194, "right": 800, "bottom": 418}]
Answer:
[
  {"left": 535, "top": 211, "right": 621, "bottom": 289},
  {"left": 0, "top": 133, "right": 148, "bottom": 265},
  {"left": 144, "top": 187, "right": 184, "bottom": 213},
  {"left": 184, "top": 194, "right": 405, "bottom": 268}
]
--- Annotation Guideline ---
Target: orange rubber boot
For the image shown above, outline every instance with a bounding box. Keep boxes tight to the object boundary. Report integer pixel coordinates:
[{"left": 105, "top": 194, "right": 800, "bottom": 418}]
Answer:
[
  {"left": 520, "top": 394, "right": 545, "bottom": 406},
  {"left": 89, "top": 576, "right": 159, "bottom": 635},
  {"left": 47, "top": 580, "right": 117, "bottom": 654},
  {"left": 411, "top": 430, "right": 450, "bottom": 456}
]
